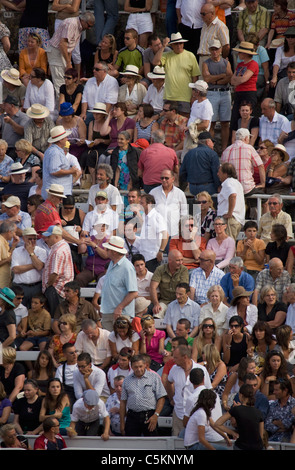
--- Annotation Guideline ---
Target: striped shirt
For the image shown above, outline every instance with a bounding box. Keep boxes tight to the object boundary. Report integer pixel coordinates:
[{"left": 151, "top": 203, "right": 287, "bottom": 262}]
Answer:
[
  {"left": 221, "top": 140, "right": 263, "bottom": 194},
  {"left": 42, "top": 239, "right": 74, "bottom": 297},
  {"left": 49, "top": 17, "right": 83, "bottom": 53},
  {"left": 259, "top": 112, "right": 289, "bottom": 145},
  {"left": 121, "top": 369, "right": 167, "bottom": 412},
  {"left": 197, "top": 17, "right": 229, "bottom": 56}
]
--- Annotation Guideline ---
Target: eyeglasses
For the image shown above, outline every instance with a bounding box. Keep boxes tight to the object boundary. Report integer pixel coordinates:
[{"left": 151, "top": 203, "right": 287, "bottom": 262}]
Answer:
[
  {"left": 16, "top": 296, "right": 24, "bottom": 300},
  {"left": 124, "top": 36, "right": 132, "bottom": 40},
  {"left": 268, "top": 201, "right": 279, "bottom": 205},
  {"left": 258, "top": 146, "right": 266, "bottom": 150},
  {"left": 163, "top": 108, "right": 170, "bottom": 112},
  {"left": 214, "top": 223, "right": 225, "bottom": 226},
  {"left": 230, "top": 324, "right": 241, "bottom": 328},
  {"left": 115, "top": 319, "right": 129, "bottom": 326},
  {"left": 184, "top": 224, "right": 194, "bottom": 228},
  {"left": 160, "top": 176, "right": 170, "bottom": 180},
  {"left": 141, "top": 315, "right": 154, "bottom": 323},
  {"left": 64, "top": 76, "right": 73, "bottom": 80},
  {"left": 203, "top": 324, "right": 214, "bottom": 329},
  {"left": 197, "top": 200, "right": 208, "bottom": 204},
  {"left": 63, "top": 206, "right": 74, "bottom": 210},
  {"left": 93, "top": 67, "right": 104, "bottom": 72}
]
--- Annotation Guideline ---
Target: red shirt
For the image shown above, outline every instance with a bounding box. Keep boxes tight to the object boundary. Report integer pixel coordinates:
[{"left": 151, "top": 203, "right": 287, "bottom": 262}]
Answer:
[
  {"left": 235, "top": 60, "right": 259, "bottom": 92},
  {"left": 138, "top": 143, "right": 179, "bottom": 185},
  {"left": 34, "top": 199, "right": 62, "bottom": 236}
]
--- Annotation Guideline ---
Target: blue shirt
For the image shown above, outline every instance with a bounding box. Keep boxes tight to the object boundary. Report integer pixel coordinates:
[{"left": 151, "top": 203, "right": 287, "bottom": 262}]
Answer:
[
  {"left": 42, "top": 143, "right": 72, "bottom": 200},
  {"left": 100, "top": 255, "right": 138, "bottom": 317},
  {"left": 220, "top": 271, "right": 255, "bottom": 303},
  {"left": 0, "top": 210, "right": 31, "bottom": 232},
  {"left": 180, "top": 144, "right": 221, "bottom": 189}
]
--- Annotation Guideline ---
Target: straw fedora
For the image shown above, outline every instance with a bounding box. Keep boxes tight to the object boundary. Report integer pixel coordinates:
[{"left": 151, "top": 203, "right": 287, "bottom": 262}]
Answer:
[
  {"left": 232, "top": 41, "right": 257, "bottom": 55},
  {"left": 269, "top": 37, "right": 285, "bottom": 49},
  {"left": 135, "top": 297, "right": 151, "bottom": 314},
  {"left": 9, "top": 162, "right": 29, "bottom": 175},
  {"left": 120, "top": 64, "right": 142, "bottom": 77},
  {"left": 168, "top": 32, "right": 188, "bottom": 45},
  {"left": 102, "top": 235, "right": 127, "bottom": 254},
  {"left": 46, "top": 183, "right": 67, "bottom": 198},
  {"left": 1, "top": 68, "right": 21, "bottom": 86},
  {"left": 272, "top": 144, "right": 289, "bottom": 162},
  {"left": 147, "top": 66, "right": 165, "bottom": 80},
  {"left": 231, "top": 286, "right": 253, "bottom": 306},
  {"left": 26, "top": 103, "right": 50, "bottom": 119},
  {"left": 48, "top": 125, "right": 72, "bottom": 143},
  {"left": 87, "top": 102, "right": 108, "bottom": 114}
]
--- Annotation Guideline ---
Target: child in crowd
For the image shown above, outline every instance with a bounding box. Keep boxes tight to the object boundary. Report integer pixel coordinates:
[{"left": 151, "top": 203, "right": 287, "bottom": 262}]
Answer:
[
  {"left": 236, "top": 221, "right": 266, "bottom": 280},
  {"left": 17, "top": 293, "right": 51, "bottom": 352}
]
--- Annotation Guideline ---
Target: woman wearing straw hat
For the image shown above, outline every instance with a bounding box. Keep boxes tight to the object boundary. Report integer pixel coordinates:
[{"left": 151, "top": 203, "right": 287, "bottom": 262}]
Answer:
[
  {"left": 265, "top": 143, "right": 290, "bottom": 194},
  {"left": 230, "top": 41, "right": 259, "bottom": 128},
  {"left": 118, "top": 65, "right": 147, "bottom": 118}
]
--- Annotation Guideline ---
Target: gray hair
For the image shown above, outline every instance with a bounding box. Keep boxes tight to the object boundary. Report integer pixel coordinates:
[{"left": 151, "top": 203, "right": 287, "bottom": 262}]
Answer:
[
  {"left": 96, "top": 163, "right": 113, "bottom": 182},
  {"left": 81, "top": 318, "right": 97, "bottom": 330},
  {"left": 118, "top": 130, "right": 131, "bottom": 141},
  {"left": 268, "top": 193, "right": 283, "bottom": 204},
  {"left": 79, "top": 11, "right": 95, "bottom": 24},
  {"left": 214, "top": 216, "right": 227, "bottom": 225},
  {"left": 0, "top": 220, "right": 16, "bottom": 234},
  {"left": 151, "top": 129, "right": 165, "bottom": 144},
  {"left": 229, "top": 256, "right": 244, "bottom": 268}
]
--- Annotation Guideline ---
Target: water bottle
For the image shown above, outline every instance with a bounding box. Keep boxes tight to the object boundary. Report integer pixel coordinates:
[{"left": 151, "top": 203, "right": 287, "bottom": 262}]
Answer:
[{"left": 86, "top": 236, "right": 95, "bottom": 256}]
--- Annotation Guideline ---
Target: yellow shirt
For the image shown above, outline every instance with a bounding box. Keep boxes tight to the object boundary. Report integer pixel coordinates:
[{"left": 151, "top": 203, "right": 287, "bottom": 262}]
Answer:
[{"left": 236, "top": 238, "right": 266, "bottom": 271}]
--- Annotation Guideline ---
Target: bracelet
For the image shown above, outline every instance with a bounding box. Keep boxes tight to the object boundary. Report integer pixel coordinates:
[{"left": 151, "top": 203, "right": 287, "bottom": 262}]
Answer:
[{"left": 159, "top": 249, "right": 165, "bottom": 253}]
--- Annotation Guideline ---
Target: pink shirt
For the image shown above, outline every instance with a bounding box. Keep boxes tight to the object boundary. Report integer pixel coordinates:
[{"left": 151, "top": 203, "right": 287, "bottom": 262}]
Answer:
[
  {"left": 138, "top": 143, "right": 179, "bottom": 184},
  {"left": 145, "top": 329, "right": 166, "bottom": 363},
  {"left": 42, "top": 239, "right": 74, "bottom": 297},
  {"left": 49, "top": 17, "right": 83, "bottom": 53}
]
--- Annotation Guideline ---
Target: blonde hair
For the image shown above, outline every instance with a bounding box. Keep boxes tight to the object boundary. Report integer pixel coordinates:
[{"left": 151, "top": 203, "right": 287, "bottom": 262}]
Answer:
[
  {"left": 15, "top": 139, "right": 33, "bottom": 155},
  {"left": 202, "top": 343, "right": 221, "bottom": 372},
  {"left": 196, "top": 191, "right": 214, "bottom": 209},
  {"left": 59, "top": 313, "right": 76, "bottom": 331},
  {"left": 207, "top": 284, "right": 225, "bottom": 302},
  {"left": 2, "top": 346, "right": 16, "bottom": 364},
  {"left": 103, "top": 34, "right": 117, "bottom": 55},
  {"left": 259, "top": 285, "right": 277, "bottom": 303}
]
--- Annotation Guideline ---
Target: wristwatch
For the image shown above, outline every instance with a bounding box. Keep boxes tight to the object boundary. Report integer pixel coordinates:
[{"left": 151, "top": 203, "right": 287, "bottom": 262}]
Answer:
[
  {"left": 159, "top": 249, "right": 165, "bottom": 253},
  {"left": 154, "top": 412, "right": 160, "bottom": 417},
  {"left": 29, "top": 252, "right": 34, "bottom": 256}
]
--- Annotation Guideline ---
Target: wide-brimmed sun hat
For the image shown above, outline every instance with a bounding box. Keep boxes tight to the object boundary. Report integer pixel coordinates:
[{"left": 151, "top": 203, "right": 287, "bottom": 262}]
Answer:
[
  {"left": 26, "top": 103, "right": 50, "bottom": 119},
  {"left": 102, "top": 235, "right": 127, "bottom": 254},
  {"left": 232, "top": 41, "right": 258, "bottom": 55},
  {"left": 48, "top": 125, "right": 72, "bottom": 143}
]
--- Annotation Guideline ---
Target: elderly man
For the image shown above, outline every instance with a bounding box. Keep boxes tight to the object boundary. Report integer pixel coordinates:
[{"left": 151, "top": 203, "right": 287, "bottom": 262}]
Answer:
[
  {"left": 217, "top": 162, "right": 245, "bottom": 241},
  {"left": 150, "top": 168, "right": 187, "bottom": 239},
  {"left": 274, "top": 61, "right": 295, "bottom": 116},
  {"left": 159, "top": 100, "right": 188, "bottom": 152},
  {"left": 143, "top": 65, "right": 165, "bottom": 113},
  {"left": 0, "top": 220, "right": 19, "bottom": 288},
  {"left": 163, "top": 282, "right": 200, "bottom": 338},
  {"left": 153, "top": 32, "right": 200, "bottom": 117},
  {"left": 47, "top": 11, "right": 95, "bottom": 97},
  {"left": 150, "top": 249, "right": 189, "bottom": 318},
  {"left": 24, "top": 104, "right": 55, "bottom": 161},
  {"left": 42, "top": 125, "right": 80, "bottom": 200},
  {"left": 252, "top": 257, "right": 291, "bottom": 306},
  {"left": 100, "top": 235, "right": 138, "bottom": 331},
  {"left": 1, "top": 164, "right": 33, "bottom": 212},
  {"left": 197, "top": 2, "right": 230, "bottom": 74},
  {"left": 0, "top": 195, "right": 31, "bottom": 236},
  {"left": 259, "top": 98, "right": 289, "bottom": 145},
  {"left": 87, "top": 163, "right": 123, "bottom": 212},
  {"left": 80, "top": 62, "right": 119, "bottom": 123},
  {"left": 74, "top": 318, "right": 112, "bottom": 370},
  {"left": 189, "top": 249, "right": 225, "bottom": 305},
  {"left": 180, "top": 131, "right": 220, "bottom": 196},
  {"left": 120, "top": 354, "right": 167, "bottom": 437},
  {"left": 237, "top": 0, "right": 270, "bottom": 46},
  {"left": 220, "top": 256, "right": 255, "bottom": 305},
  {"left": 42, "top": 225, "right": 74, "bottom": 317},
  {"left": 187, "top": 80, "right": 213, "bottom": 131},
  {"left": 138, "top": 193, "right": 169, "bottom": 273},
  {"left": 138, "top": 129, "right": 179, "bottom": 193},
  {"left": 11, "top": 227, "right": 47, "bottom": 307},
  {"left": 0, "top": 96, "right": 29, "bottom": 158},
  {"left": 257, "top": 193, "right": 293, "bottom": 245},
  {"left": 202, "top": 39, "right": 233, "bottom": 151}
]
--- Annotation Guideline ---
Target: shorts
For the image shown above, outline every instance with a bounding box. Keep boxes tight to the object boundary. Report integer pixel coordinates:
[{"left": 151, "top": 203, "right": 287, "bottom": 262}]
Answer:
[
  {"left": 126, "top": 12, "right": 153, "bottom": 35},
  {"left": 207, "top": 90, "right": 231, "bottom": 122},
  {"left": 24, "top": 336, "right": 50, "bottom": 347},
  {"left": 164, "top": 99, "right": 191, "bottom": 115}
]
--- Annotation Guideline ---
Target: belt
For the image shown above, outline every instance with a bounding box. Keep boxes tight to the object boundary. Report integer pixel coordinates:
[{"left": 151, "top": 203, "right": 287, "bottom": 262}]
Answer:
[
  {"left": 192, "top": 182, "right": 213, "bottom": 185},
  {"left": 20, "top": 281, "right": 42, "bottom": 287},
  {"left": 132, "top": 10, "right": 148, "bottom": 13},
  {"left": 209, "top": 87, "right": 230, "bottom": 92}
]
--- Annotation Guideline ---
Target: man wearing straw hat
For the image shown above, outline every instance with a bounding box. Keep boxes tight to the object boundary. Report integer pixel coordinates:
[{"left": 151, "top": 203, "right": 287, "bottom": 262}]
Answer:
[
  {"left": 100, "top": 235, "right": 138, "bottom": 331},
  {"left": 24, "top": 104, "right": 55, "bottom": 160},
  {"left": 152, "top": 32, "right": 200, "bottom": 116},
  {"left": 42, "top": 125, "right": 80, "bottom": 200},
  {"left": 1, "top": 164, "right": 33, "bottom": 212},
  {"left": 1, "top": 68, "right": 26, "bottom": 108},
  {"left": 0, "top": 96, "right": 29, "bottom": 159}
]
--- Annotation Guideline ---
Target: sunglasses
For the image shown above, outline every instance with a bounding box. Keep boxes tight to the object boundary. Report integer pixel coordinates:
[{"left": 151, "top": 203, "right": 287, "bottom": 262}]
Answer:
[
  {"left": 93, "top": 67, "right": 104, "bottom": 72},
  {"left": 203, "top": 324, "right": 214, "bottom": 329},
  {"left": 160, "top": 176, "right": 170, "bottom": 180},
  {"left": 268, "top": 201, "right": 279, "bottom": 205},
  {"left": 115, "top": 319, "right": 129, "bottom": 326},
  {"left": 141, "top": 315, "right": 154, "bottom": 323},
  {"left": 258, "top": 146, "right": 266, "bottom": 150},
  {"left": 230, "top": 324, "right": 240, "bottom": 328},
  {"left": 59, "top": 321, "right": 68, "bottom": 326},
  {"left": 64, "top": 76, "right": 73, "bottom": 80}
]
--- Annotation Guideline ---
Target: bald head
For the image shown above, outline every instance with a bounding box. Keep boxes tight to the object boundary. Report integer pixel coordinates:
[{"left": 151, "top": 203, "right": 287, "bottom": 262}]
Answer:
[
  {"left": 168, "top": 249, "right": 184, "bottom": 271},
  {"left": 269, "top": 257, "right": 284, "bottom": 279}
]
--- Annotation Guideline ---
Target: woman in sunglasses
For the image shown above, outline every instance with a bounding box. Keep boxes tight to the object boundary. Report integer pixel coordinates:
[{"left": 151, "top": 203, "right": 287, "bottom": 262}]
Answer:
[
  {"left": 108, "top": 315, "right": 140, "bottom": 362},
  {"left": 195, "top": 191, "right": 217, "bottom": 243},
  {"left": 192, "top": 317, "right": 221, "bottom": 363},
  {"left": 222, "top": 315, "right": 249, "bottom": 373},
  {"left": 48, "top": 313, "right": 77, "bottom": 368},
  {"left": 139, "top": 314, "right": 166, "bottom": 371}
]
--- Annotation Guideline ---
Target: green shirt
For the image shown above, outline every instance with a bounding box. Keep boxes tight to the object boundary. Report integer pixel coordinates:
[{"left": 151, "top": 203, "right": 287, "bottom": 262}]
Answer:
[
  {"left": 116, "top": 46, "right": 144, "bottom": 72},
  {"left": 151, "top": 263, "right": 189, "bottom": 305}
]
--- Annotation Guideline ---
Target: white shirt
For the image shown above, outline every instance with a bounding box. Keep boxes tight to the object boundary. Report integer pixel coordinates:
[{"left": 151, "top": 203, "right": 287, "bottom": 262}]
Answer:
[
  {"left": 82, "top": 205, "right": 119, "bottom": 237},
  {"left": 217, "top": 177, "right": 245, "bottom": 225},
  {"left": 73, "top": 364, "right": 109, "bottom": 399},
  {"left": 136, "top": 269, "right": 153, "bottom": 297},
  {"left": 75, "top": 328, "right": 111, "bottom": 365},
  {"left": 226, "top": 304, "right": 258, "bottom": 334},
  {"left": 11, "top": 245, "right": 47, "bottom": 284},
  {"left": 138, "top": 207, "right": 167, "bottom": 261},
  {"left": 168, "top": 360, "right": 211, "bottom": 419},
  {"left": 199, "top": 302, "right": 228, "bottom": 336},
  {"left": 71, "top": 397, "right": 109, "bottom": 424},
  {"left": 150, "top": 185, "right": 188, "bottom": 237},
  {"left": 14, "top": 303, "right": 28, "bottom": 327},
  {"left": 286, "top": 303, "right": 295, "bottom": 334},
  {"left": 23, "top": 79, "right": 55, "bottom": 117},
  {"left": 143, "top": 83, "right": 164, "bottom": 113},
  {"left": 87, "top": 183, "right": 124, "bottom": 213},
  {"left": 82, "top": 75, "right": 119, "bottom": 107},
  {"left": 176, "top": 0, "right": 206, "bottom": 29},
  {"left": 184, "top": 396, "right": 222, "bottom": 447},
  {"left": 188, "top": 98, "right": 214, "bottom": 128},
  {"left": 55, "top": 363, "right": 78, "bottom": 386}
]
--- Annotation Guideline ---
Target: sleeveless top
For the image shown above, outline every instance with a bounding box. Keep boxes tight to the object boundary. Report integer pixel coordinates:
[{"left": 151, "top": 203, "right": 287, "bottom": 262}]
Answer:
[
  {"left": 205, "top": 57, "right": 229, "bottom": 90},
  {"left": 130, "top": 0, "right": 146, "bottom": 8},
  {"left": 227, "top": 334, "right": 248, "bottom": 367},
  {"left": 96, "top": 48, "right": 114, "bottom": 65},
  {"left": 135, "top": 119, "right": 155, "bottom": 142},
  {"left": 59, "top": 207, "right": 81, "bottom": 227}
]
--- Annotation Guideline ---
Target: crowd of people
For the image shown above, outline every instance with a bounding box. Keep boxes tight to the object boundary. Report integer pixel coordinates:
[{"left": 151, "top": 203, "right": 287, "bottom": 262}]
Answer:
[{"left": 1, "top": 0, "right": 295, "bottom": 453}]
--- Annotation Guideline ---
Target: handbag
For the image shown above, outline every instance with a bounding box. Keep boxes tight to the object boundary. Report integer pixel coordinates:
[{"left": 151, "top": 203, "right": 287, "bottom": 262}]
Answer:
[{"left": 80, "top": 173, "right": 92, "bottom": 189}]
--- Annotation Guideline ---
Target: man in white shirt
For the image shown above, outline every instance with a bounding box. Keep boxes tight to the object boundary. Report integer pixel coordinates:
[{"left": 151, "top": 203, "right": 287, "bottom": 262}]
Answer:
[
  {"left": 55, "top": 343, "right": 78, "bottom": 409},
  {"left": 74, "top": 318, "right": 112, "bottom": 370},
  {"left": 176, "top": 0, "right": 206, "bottom": 57},
  {"left": 150, "top": 168, "right": 188, "bottom": 238},
  {"left": 73, "top": 351, "right": 109, "bottom": 400},
  {"left": 143, "top": 66, "right": 165, "bottom": 114},
  {"left": 167, "top": 344, "right": 211, "bottom": 436},
  {"left": 187, "top": 80, "right": 213, "bottom": 129},
  {"left": 259, "top": 98, "right": 289, "bottom": 145},
  {"left": 81, "top": 62, "right": 119, "bottom": 123},
  {"left": 217, "top": 162, "right": 245, "bottom": 241},
  {"left": 82, "top": 191, "right": 119, "bottom": 238},
  {"left": 87, "top": 163, "right": 123, "bottom": 213},
  {"left": 132, "top": 253, "right": 153, "bottom": 299},
  {"left": 11, "top": 227, "right": 47, "bottom": 307}
]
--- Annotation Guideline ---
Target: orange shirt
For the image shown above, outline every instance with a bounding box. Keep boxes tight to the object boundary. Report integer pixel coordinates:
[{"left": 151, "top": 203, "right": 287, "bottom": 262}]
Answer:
[
  {"left": 19, "top": 47, "right": 48, "bottom": 78},
  {"left": 169, "top": 236, "right": 207, "bottom": 270}
]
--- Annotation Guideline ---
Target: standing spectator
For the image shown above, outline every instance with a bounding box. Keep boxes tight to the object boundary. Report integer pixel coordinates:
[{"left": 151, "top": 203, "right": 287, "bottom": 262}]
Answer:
[
  {"left": 236, "top": 0, "right": 270, "bottom": 46},
  {"left": 124, "top": 0, "right": 153, "bottom": 49},
  {"left": 106, "top": 375, "right": 124, "bottom": 436},
  {"left": 143, "top": 65, "right": 165, "bottom": 114},
  {"left": 175, "top": 0, "right": 206, "bottom": 58},
  {"left": 41, "top": 225, "right": 74, "bottom": 317},
  {"left": 93, "top": 0, "right": 119, "bottom": 46},
  {"left": 0, "top": 221, "right": 19, "bottom": 289}
]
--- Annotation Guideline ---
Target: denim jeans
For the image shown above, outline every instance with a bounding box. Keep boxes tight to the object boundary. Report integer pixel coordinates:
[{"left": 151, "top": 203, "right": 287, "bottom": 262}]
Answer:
[{"left": 94, "top": 0, "right": 119, "bottom": 44}]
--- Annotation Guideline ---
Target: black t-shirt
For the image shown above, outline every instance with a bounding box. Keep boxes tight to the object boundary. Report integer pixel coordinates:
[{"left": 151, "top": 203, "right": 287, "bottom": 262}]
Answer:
[
  {"left": 0, "top": 309, "right": 16, "bottom": 344},
  {"left": 59, "top": 84, "right": 84, "bottom": 116},
  {"left": 265, "top": 241, "right": 290, "bottom": 266},
  {"left": 258, "top": 301, "right": 288, "bottom": 324},
  {"left": 0, "top": 362, "right": 26, "bottom": 397},
  {"left": 19, "top": 0, "right": 49, "bottom": 29},
  {"left": 229, "top": 405, "right": 264, "bottom": 450},
  {"left": 13, "top": 396, "right": 42, "bottom": 432}
]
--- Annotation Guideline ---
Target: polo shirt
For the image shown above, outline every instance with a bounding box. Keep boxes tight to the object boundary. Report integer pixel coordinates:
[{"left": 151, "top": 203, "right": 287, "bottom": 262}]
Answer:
[
  {"left": 137, "top": 143, "right": 178, "bottom": 185},
  {"left": 151, "top": 263, "right": 189, "bottom": 305},
  {"left": 258, "top": 210, "right": 293, "bottom": 245},
  {"left": 11, "top": 245, "right": 47, "bottom": 284},
  {"left": 220, "top": 271, "right": 255, "bottom": 303}
]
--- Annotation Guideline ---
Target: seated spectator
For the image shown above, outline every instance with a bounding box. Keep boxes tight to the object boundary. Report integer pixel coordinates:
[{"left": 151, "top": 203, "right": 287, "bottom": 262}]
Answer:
[
  {"left": 199, "top": 285, "right": 229, "bottom": 337},
  {"left": 274, "top": 61, "right": 295, "bottom": 117},
  {"left": 108, "top": 316, "right": 140, "bottom": 362},
  {"left": 105, "top": 375, "right": 124, "bottom": 436},
  {"left": 0, "top": 423, "right": 30, "bottom": 450},
  {"left": 200, "top": 343, "right": 228, "bottom": 401},
  {"left": 27, "top": 350, "right": 55, "bottom": 396},
  {"left": 220, "top": 257, "right": 255, "bottom": 306},
  {"left": 207, "top": 216, "right": 236, "bottom": 270},
  {"left": 254, "top": 139, "right": 273, "bottom": 186},
  {"left": 164, "top": 320, "right": 194, "bottom": 357},
  {"left": 56, "top": 102, "right": 87, "bottom": 160},
  {"left": 0, "top": 346, "right": 25, "bottom": 404},
  {"left": 113, "top": 28, "right": 144, "bottom": 77},
  {"left": 0, "top": 139, "right": 13, "bottom": 184},
  {"left": 87, "top": 163, "right": 123, "bottom": 213},
  {"left": 55, "top": 342, "right": 78, "bottom": 410},
  {"left": 196, "top": 191, "right": 217, "bottom": 242},
  {"left": 14, "top": 138, "right": 41, "bottom": 183},
  {"left": 48, "top": 313, "right": 77, "bottom": 368},
  {"left": 39, "top": 377, "right": 71, "bottom": 436},
  {"left": 94, "top": 34, "right": 118, "bottom": 72},
  {"left": 265, "top": 144, "right": 290, "bottom": 195},
  {"left": 143, "top": 65, "right": 165, "bottom": 114},
  {"left": 273, "top": 324, "right": 295, "bottom": 376},
  {"left": 278, "top": 111, "right": 295, "bottom": 165},
  {"left": 159, "top": 100, "right": 188, "bottom": 154},
  {"left": 73, "top": 351, "right": 109, "bottom": 401},
  {"left": 247, "top": 320, "right": 277, "bottom": 374},
  {"left": 134, "top": 103, "right": 159, "bottom": 143},
  {"left": 139, "top": 314, "right": 166, "bottom": 371},
  {"left": 118, "top": 65, "right": 147, "bottom": 118},
  {"left": 23, "top": 67, "right": 55, "bottom": 120},
  {"left": 1, "top": 163, "right": 34, "bottom": 212},
  {"left": 33, "top": 417, "right": 67, "bottom": 450},
  {"left": 1, "top": 68, "right": 26, "bottom": 109},
  {"left": 132, "top": 254, "right": 153, "bottom": 300},
  {"left": 169, "top": 215, "right": 207, "bottom": 271},
  {"left": 0, "top": 380, "right": 11, "bottom": 426},
  {"left": 266, "top": 0, "right": 295, "bottom": 52},
  {"left": 270, "top": 26, "right": 295, "bottom": 90},
  {"left": 260, "top": 349, "right": 290, "bottom": 400},
  {"left": 257, "top": 285, "right": 288, "bottom": 333},
  {"left": 24, "top": 104, "right": 55, "bottom": 161},
  {"left": 257, "top": 193, "right": 293, "bottom": 245},
  {"left": 264, "top": 378, "right": 295, "bottom": 442},
  {"left": 252, "top": 257, "right": 291, "bottom": 305},
  {"left": 107, "top": 350, "right": 132, "bottom": 394},
  {"left": 265, "top": 223, "right": 290, "bottom": 266},
  {"left": 222, "top": 315, "right": 249, "bottom": 372},
  {"left": 99, "top": 102, "right": 136, "bottom": 154},
  {"left": 285, "top": 285, "right": 295, "bottom": 335},
  {"left": 259, "top": 98, "right": 289, "bottom": 145},
  {"left": 0, "top": 95, "right": 29, "bottom": 158},
  {"left": 59, "top": 68, "right": 84, "bottom": 116},
  {"left": 12, "top": 378, "right": 43, "bottom": 435},
  {"left": 236, "top": 221, "right": 266, "bottom": 280},
  {"left": 191, "top": 317, "right": 222, "bottom": 363},
  {"left": 75, "top": 319, "right": 112, "bottom": 371},
  {"left": 231, "top": 100, "right": 259, "bottom": 147},
  {"left": 82, "top": 191, "right": 119, "bottom": 238},
  {"left": 226, "top": 286, "right": 258, "bottom": 334}
]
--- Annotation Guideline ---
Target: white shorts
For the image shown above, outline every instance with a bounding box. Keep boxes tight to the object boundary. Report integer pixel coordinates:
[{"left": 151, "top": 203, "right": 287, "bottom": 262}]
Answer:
[{"left": 126, "top": 12, "right": 153, "bottom": 35}]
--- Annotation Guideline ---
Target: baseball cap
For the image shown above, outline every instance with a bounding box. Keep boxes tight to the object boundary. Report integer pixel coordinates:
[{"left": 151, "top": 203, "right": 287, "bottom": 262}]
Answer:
[{"left": 42, "top": 225, "right": 63, "bottom": 237}]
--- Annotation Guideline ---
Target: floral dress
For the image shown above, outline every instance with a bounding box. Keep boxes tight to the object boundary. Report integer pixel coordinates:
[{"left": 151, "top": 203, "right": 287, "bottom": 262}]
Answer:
[
  {"left": 118, "top": 149, "right": 130, "bottom": 190},
  {"left": 0, "top": 23, "right": 11, "bottom": 73}
]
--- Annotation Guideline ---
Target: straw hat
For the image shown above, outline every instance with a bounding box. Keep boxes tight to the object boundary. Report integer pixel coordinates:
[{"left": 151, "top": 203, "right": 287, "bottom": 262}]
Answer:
[
  {"left": 269, "top": 37, "right": 285, "bottom": 49},
  {"left": 9, "top": 162, "right": 29, "bottom": 175},
  {"left": 135, "top": 297, "right": 151, "bottom": 314},
  {"left": 48, "top": 125, "right": 72, "bottom": 143},
  {"left": 1, "top": 68, "right": 21, "bottom": 86},
  {"left": 168, "top": 32, "right": 188, "bottom": 45},
  {"left": 232, "top": 41, "right": 257, "bottom": 55},
  {"left": 120, "top": 65, "right": 142, "bottom": 77},
  {"left": 231, "top": 286, "right": 253, "bottom": 306},
  {"left": 272, "top": 144, "right": 289, "bottom": 162},
  {"left": 22, "top": 227, "right": 38, "bottom": 236},
  {"left": 87, "top": 102, "right": 108, "bottom": 114},
  {"left": 26, "top": 103, "right": 50, "bottom": 119},
  {"left": 147, "top": 66, "right": 165, "bottom": 80},
  {"left": 46, "top": 183, "right": 67, "bottom": 198},
  {"left": 102, "top": 235, "right": 127, "bottom": 254}
]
